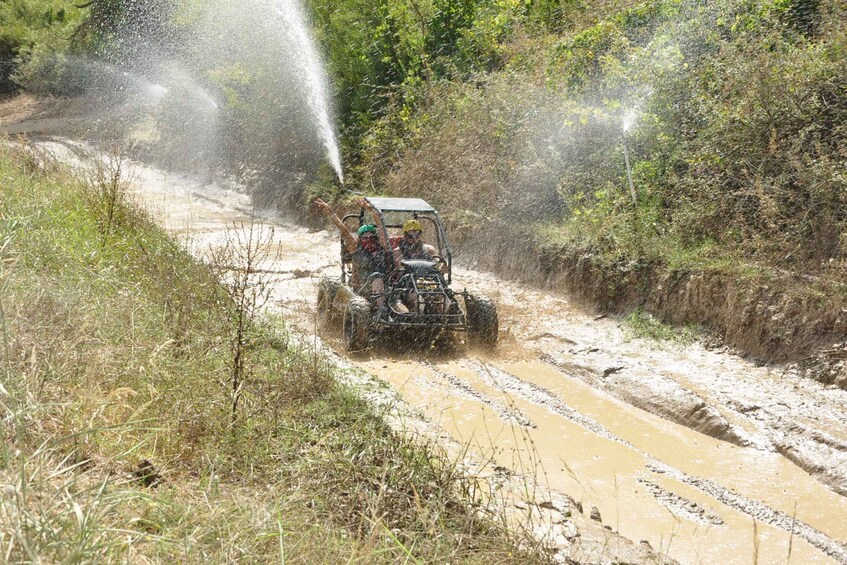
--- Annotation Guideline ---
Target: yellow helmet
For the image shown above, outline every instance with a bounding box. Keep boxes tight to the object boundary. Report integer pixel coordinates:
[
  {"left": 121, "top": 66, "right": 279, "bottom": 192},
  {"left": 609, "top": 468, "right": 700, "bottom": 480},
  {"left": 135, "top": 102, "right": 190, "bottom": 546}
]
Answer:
[{"left": 402, "top": 219, "right": 423, "bottom": 233}]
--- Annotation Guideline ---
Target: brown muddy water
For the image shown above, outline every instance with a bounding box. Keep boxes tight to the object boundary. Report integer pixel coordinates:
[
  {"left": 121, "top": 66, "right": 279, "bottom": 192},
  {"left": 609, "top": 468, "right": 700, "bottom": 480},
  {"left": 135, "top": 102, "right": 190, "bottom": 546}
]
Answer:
[{"left": 25, "top": 140, "right": 847, "bottom": 564}]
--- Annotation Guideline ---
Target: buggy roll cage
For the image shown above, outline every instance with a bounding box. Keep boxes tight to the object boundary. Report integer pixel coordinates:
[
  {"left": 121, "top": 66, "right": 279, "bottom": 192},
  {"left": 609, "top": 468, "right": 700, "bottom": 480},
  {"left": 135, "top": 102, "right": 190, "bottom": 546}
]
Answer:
[{"left": 338, "top": 196, "right": 454, "bottom": 285}]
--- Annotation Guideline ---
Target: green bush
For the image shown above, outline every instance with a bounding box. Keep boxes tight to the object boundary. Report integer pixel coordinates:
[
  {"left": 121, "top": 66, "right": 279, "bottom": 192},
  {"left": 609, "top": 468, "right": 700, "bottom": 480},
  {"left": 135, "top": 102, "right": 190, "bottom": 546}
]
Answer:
[{"left": 0, "top": 0, "right": 88, "bottom": 94}]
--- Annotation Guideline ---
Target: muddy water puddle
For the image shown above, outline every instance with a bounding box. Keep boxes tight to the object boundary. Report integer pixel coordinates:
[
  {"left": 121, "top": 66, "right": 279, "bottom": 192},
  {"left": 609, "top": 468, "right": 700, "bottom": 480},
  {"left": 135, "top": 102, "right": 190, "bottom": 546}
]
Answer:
[
  {"left": 369, "top": 357, "right": 843, "bottom": 564},
  {"left": 32, "top": 141, "right": 847, "bottom": 565},
  {"left": 502, "top": 361, "right": 847, "bottom": 533}
]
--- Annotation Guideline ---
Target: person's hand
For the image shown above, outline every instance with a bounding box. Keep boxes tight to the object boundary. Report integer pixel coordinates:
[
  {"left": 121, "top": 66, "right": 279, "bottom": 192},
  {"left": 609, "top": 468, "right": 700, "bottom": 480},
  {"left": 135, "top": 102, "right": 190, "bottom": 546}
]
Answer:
[
  {"left": 359, "top": 198, "right": 374, "bottom": 210},
  {"left": 314, "top": 198, "right": 332, "bottom": 215}
]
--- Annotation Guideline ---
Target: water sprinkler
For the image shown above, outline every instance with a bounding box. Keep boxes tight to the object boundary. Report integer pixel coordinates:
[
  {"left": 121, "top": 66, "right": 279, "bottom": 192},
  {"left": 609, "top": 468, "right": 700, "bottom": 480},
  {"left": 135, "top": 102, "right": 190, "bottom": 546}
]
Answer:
[
  {"left": 622, "top": 111, "right": 637, "bottom": 205},
  {"left": 623, "top": 111, "right": 636, "bottom": 134}
]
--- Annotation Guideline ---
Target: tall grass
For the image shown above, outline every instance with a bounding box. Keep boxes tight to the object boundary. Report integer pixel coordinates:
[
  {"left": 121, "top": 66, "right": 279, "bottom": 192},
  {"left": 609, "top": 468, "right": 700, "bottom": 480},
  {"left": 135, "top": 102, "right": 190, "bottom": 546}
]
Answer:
[{"left": 0, "top": 142, "right": 546, "bottom": 563}]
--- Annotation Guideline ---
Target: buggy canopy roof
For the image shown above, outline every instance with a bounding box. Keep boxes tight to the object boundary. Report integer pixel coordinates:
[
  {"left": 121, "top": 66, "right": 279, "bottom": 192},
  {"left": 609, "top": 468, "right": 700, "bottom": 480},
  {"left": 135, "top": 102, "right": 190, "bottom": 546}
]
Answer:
[{"left": 365, "top": 196, "right": 436, "bottom": 213}]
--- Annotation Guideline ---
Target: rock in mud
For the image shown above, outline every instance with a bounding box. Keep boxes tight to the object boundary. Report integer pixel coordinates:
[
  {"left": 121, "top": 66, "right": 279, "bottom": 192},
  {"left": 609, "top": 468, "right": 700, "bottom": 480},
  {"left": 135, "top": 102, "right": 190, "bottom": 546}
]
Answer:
[
  {"left": 589, "top": 506, "right": 602, "bottom": 521},
  {"left": 602, "top": 365, "right": 625, "bottom": 378}
]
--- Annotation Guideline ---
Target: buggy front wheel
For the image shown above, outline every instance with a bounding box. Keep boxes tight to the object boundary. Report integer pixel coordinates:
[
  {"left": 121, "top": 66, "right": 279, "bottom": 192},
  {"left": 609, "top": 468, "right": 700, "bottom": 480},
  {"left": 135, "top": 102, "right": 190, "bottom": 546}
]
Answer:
[{"left": 465, "top": 294, "right": 499, "bottom": 347}]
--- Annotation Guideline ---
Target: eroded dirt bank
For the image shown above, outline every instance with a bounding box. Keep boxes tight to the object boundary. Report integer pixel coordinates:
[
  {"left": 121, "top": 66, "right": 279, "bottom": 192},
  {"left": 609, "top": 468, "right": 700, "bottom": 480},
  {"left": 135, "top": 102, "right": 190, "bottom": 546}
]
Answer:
[{"left": 453, "top": 227, "right": 847, "bottom": 374}]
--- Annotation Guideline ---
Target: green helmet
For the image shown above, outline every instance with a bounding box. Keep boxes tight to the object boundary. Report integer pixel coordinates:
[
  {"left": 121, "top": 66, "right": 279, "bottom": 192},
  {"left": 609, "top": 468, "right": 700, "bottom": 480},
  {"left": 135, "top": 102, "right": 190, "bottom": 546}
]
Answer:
[{"left": 357, "top": 224, "right": 377, "bottom": 235}]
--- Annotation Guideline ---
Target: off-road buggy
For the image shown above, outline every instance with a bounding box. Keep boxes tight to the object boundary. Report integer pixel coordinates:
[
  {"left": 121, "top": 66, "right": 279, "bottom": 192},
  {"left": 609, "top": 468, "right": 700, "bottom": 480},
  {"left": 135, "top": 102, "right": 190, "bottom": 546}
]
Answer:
[{"left": 316, "top": 196, "right": 498, "bottom": 351}]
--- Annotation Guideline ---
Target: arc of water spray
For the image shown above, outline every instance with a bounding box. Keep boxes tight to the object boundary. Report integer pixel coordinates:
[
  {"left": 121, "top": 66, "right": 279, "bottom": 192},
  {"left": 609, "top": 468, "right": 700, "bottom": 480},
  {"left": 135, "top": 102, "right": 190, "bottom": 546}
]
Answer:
[
  {"left": 58, "top": 54, "right": 170, "bottom": 104},
  {"left": 274, "top": 0, "right": 344, "bottom": 184}
]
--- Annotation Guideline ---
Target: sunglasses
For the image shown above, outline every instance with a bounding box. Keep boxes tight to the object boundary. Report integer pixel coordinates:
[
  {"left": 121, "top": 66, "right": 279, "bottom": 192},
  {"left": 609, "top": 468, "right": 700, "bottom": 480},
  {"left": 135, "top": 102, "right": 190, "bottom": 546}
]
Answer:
[
  {"left": 405, "top": 230, "right": 422, "bottom": 238},
  {"left": 360, "top": 234, "right": 378, "bottom": 241}
]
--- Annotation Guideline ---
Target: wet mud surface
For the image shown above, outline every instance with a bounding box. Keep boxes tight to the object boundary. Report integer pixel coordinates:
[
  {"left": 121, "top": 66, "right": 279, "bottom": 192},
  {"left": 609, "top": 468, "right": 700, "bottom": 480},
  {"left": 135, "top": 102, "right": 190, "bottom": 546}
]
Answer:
[{"left": 11, "top": 137, "right": 847, "bottom": 564}]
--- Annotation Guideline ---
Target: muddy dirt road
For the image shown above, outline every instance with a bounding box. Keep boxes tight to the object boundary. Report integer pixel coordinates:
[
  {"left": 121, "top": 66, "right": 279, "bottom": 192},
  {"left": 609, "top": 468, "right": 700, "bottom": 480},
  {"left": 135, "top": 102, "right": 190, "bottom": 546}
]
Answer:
[{"left": 22, "top": 139, "right": 847, "bottom": 564}]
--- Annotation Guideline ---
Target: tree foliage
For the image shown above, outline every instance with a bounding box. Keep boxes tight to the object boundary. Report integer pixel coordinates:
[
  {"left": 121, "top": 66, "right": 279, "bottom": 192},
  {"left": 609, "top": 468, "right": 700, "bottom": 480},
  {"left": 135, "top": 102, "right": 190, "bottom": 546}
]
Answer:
[
  {"left": 0, "top": 0, "right": 179, "bottom": 94},
  {"left": 4, "top": 0, "right": 846, "bottom": 272},
  {"left": 0, "top": 0, "right": 87, "bottom": 93},
  {"left": 315, "top": 0, "right": 846, "bottom": 270}
]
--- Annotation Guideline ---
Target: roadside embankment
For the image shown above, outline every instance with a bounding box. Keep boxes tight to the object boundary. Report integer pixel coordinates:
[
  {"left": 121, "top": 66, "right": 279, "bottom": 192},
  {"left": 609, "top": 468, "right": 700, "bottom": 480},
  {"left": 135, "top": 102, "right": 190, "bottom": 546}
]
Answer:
[{"left": 453, "top": 226, "right": 847, "bottom": 383}]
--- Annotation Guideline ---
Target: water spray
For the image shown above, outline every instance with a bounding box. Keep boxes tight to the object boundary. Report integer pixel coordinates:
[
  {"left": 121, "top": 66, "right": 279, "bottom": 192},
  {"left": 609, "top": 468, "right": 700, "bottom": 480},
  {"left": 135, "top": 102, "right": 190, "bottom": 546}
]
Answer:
[
  {"left": 145, "top": 83, "right": 169, "bottom": 100},
  {"left": 55, "top": 0, "right": 343, "bottom": 189},
  {"left": 622, "top": 110, "right": 637, "bottom": 205},
  {"left": 273, "top": 0, "right": 344, "bottom": 184},
  {"left": 193, "top": 0, "right": 344, "bottom": 184}
]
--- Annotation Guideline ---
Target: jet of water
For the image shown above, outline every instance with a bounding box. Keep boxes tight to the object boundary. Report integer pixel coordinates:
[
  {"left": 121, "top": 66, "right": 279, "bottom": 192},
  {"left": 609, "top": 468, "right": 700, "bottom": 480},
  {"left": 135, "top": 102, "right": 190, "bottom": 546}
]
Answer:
[
  {"left": 183, "top": 0, "right": 344, "bottom": 184},
  {"left": 158, "top": 63, "right": 220, "bottom": 111},
  {"left": 53, "top": 54, "right": 170, "bottom": 105},
  {"left": 623, "top": 109, "right": 637, "bottom": 133},
  {"left": 273, "top": 0, "right": 344, "bottom": 183}
]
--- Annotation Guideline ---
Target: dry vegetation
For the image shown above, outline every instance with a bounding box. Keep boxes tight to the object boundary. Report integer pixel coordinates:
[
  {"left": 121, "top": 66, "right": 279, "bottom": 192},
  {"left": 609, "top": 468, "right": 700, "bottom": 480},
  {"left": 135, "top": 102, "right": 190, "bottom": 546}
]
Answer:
[{"left": 0, "top": 143, "right": 548, "bottom": 563}]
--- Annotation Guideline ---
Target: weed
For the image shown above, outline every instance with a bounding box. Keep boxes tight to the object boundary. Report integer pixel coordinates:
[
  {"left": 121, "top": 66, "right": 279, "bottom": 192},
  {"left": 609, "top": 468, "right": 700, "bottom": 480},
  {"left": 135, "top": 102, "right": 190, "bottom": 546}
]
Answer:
[
  {"left": 624, "top": 308, "right": 697, "bottom": 344},
  {"left": 207, "top": 218, "right": 279, "bottom": 427},
  {"left": 83, "top": 151, "right": 132, "bottom": 249}
]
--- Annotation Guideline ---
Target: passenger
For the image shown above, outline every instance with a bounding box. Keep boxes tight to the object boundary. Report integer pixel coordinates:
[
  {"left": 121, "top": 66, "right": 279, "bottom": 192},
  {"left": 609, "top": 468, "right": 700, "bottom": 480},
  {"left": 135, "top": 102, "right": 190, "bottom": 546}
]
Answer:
[
  {"left": 354, "top": 203, "right": 438, "bottom": 265},
  {"left": 314, "top": 198, "right": 391, "bottom": 305},
  {"left": 357, "top": 199, "right": 412, "bottom": 314}
]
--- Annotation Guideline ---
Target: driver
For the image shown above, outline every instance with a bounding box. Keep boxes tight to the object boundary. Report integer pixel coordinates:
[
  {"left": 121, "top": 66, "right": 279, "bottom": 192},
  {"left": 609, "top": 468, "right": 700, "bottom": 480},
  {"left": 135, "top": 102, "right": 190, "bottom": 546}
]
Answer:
[
  {"left": 393, "top": 219, "right": 440, "bottom": 266},
  {"left": 391, "top": 219, "right": 446, "bottom": 314}
]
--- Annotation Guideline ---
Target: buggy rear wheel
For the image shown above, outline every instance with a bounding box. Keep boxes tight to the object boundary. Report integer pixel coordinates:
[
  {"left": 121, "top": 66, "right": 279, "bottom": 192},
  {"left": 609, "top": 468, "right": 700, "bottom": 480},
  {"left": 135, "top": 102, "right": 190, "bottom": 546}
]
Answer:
[
  {"left": 317, "top": 278, "right": 342, "bottom": 328},
  {"left": 466, "top": 294, "right": 498, "bottom": 347},
  {"left": 343, "top": 296, "right": 372, "bottom": 351}
]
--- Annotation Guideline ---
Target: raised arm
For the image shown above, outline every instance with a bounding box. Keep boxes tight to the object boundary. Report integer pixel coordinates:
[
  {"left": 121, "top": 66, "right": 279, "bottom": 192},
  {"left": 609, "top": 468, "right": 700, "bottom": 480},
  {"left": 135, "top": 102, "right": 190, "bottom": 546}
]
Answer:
[{"left": 314, "top": 198, "right": 358, "bottom": 254}]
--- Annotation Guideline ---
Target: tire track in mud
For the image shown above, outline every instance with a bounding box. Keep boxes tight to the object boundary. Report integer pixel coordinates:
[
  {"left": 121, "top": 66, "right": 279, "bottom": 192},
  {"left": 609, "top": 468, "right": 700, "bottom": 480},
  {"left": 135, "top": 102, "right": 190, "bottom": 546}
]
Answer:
[
  {"left": 539, "top": 353, "right": 762, "bottom": 450},
  {"left": 636, "top": 479, "right": 725, "bottom": 526},
  {"left": 463, "top": 360, "right": 631, "bottom": 446},
  {"left": 646, "top": 460, "right": 847, "bottom": 564},
  {"left": 774, "top": 423, "right": 847, "bottom": 497},
  {"left": 539, "top": 351, "right": 847, "bottom": 498},
  {"left": 465, "top": 360, "right": 847, "bottom": 564},
  {"left": 421, "top": 360, "right": 536, "bottom": 429}
]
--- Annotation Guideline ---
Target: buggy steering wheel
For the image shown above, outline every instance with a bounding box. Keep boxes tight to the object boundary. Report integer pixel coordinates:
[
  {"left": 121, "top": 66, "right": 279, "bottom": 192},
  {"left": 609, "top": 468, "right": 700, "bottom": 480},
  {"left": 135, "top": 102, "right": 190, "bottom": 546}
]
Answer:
[{"left": 430, "top": 255, "right": 448, "bottom": 271}]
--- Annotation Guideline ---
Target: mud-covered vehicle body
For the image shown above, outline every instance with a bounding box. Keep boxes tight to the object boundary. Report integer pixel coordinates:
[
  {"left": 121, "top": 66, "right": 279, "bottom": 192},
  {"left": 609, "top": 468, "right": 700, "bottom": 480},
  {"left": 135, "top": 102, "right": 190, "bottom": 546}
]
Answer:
[{"left": 317, "top": 196, "right": 498, "bottom": 351}]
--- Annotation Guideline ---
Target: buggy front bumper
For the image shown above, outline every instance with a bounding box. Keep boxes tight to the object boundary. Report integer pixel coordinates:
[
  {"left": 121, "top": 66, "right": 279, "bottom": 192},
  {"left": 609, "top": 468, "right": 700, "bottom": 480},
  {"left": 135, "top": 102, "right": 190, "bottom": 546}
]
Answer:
[{"left": 373, "top": 310, "right": 467, "bottom": 330}]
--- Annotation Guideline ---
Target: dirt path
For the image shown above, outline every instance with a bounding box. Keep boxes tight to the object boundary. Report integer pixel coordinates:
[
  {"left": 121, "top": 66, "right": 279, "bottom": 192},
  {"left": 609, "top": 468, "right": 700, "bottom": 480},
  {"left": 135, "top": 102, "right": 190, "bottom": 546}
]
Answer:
[{"left": 15, "top": 136, "right": 847, "bottom": 565}]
